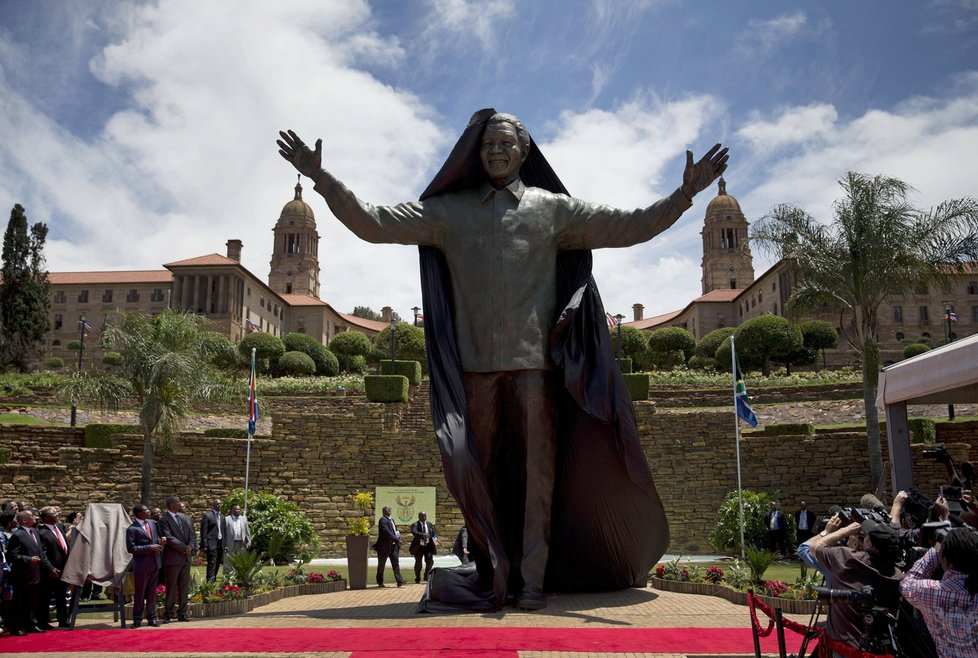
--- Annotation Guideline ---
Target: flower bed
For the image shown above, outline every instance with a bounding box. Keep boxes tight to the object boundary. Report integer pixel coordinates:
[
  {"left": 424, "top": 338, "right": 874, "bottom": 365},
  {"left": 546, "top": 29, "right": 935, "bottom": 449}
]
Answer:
[
  {"left": 122, "top": 579, "right": 346, "bottom": 622},
  {"left": 649, "top": 576, "right": 816, "bottom": 615}
]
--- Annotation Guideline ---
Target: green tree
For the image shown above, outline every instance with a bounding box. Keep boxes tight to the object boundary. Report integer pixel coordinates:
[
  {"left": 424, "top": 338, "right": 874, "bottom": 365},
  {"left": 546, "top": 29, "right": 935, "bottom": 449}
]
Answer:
[
  {"left": 372, "top": 322, "right": 426, "bottom": 367},
  {"left": 328, "top": 331, "right": 373, "bottom": 372},
  {"left": 282, "top": 332, "right": 339, "bottom": 376},
  {"left": 0, "top": 204, "right": 50, "bottom": 371},
  {"left": 695, "top": 327, "right": 736, "bottom": 360},
  {"left": 610, "top": 325, "right": 650, "bottom": 368},
  {"left": 277, "top": 351, "right": 316, "bottom": 375},
  {"left": 903, "top": 343, "right": 930, "bottom": 359},
  {"left": 238, "top": 332, "right": 285, "bottom": 373},
  {"left": 751, "top": 171, "right": 978, "bottom": 489},
  {"left": 223, "top": 489, "right": 319, "bottom": 563},
  {"left": 800, "top": 320, "right": 838, "bottom": 371},
  {"left": 709, "top": 489, "right": 795, "bottom": 554},
  {"left": 58, "top": 310, "right": 239, "bottom": 503},
  {"left": 647, "top": 327, "right": 695, "bottom": 369},
  {"left": 352, "top": 306, "right": 402, "bottom": 323},
  {"left": 733, "top": 315, "right": 803, "bottom": 377}
]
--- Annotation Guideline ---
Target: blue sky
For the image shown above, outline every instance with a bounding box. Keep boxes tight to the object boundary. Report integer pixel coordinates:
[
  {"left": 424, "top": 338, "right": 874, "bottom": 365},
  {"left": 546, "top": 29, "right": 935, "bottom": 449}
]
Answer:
[{"left": 1, "top": 0, "right": 977, "bottom": 321}]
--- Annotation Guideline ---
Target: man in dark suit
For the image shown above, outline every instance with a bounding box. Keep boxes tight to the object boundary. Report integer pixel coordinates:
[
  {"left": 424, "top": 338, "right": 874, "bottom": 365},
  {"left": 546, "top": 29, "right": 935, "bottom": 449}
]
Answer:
[
  {"left": 764, "top": 500, "right": 787, "bottom": 556},
  {"left": 409, "top": 512, "right": 438, "bottom": 583},
  {"left": 35, "top": 507, "right": 71, "bottom": 629},
  {"left": 374, "top": 506, "right": 404, "bottom": 588},
  {"left": 199, "top": 499, "right": 226, "bottom": 583},
  {"left": 126, "top": 504, "right": 165, "bottom": 628},
  {"left": 452, "top": 525, "right": 470, "bottom": 565},
  {"left": 795, "top": 501, "right": 817, "bottom": 544},
  {"left": 6, "top": 510, "right": 53, "bottom": 636},
  {"left": 157, "top": 495, "right": 196, "bottom": 622}
]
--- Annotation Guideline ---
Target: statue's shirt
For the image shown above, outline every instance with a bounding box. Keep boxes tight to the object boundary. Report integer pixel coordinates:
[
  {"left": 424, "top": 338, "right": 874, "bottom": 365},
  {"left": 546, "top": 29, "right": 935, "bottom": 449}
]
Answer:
[{"left": 315, "top": 174, "right": 691, "bottom": 372}]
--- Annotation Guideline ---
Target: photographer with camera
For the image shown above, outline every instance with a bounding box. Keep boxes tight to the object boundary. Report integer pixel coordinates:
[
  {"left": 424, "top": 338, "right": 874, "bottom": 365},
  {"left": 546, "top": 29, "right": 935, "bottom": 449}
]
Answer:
[
  {"left": 806, "top": 515, "right": 904, "bottom": 655},
  {"left": 900, "top": 527, "right": 978, "bottom": 658}
]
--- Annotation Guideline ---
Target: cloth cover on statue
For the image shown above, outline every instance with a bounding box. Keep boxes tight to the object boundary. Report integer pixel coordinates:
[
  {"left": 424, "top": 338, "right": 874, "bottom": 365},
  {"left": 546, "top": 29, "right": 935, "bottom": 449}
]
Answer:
[
  {"left": 61, "top": 503, "right": 133, "bottom": 591},
  {"left": 417, "top": 109, "right": 668, "bottom": 612}
]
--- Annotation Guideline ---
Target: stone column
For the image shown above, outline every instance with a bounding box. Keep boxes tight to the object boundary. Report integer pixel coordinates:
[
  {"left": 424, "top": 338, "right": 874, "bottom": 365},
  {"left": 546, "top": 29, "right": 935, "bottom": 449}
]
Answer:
[
  {"left": 173, "top": 275, "right": 183, "bottom": 310},
  {"left": 191, "top": 275, "right": 200, "bottom": 313}
]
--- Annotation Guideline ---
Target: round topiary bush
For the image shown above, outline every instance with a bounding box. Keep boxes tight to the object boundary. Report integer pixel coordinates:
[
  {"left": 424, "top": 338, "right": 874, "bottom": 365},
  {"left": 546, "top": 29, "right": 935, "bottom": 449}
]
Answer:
[
  {"left": 238, "top": 332, "right": 286, "bottom": 372},
  {"left": 903, "top": 342, "right": 931, "bottom": 359},
  {"left": 695, "top": 327, "right": 735, "bottom": 360},
  {"left": 329, "top": 331, "right": 373, "bottom": 373},
  {"left": 44, "top": 356, "right": 64, "bottom": 369},
  {"left": 101, "top": 351, "right": 124, "bottom": 367},
  {"left": 283, "top": 332, "right": 339, "bottom": 376},
  {"left": 277, "top": 350, "right": 316, "bottom": 376},
  {"left": 67, "top": 340, "right": 83, "bottom": 350}
]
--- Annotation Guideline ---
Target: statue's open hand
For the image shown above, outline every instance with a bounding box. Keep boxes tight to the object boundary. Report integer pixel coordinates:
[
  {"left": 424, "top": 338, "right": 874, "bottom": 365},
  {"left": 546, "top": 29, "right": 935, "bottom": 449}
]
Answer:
[
  {"left": 277, "top": 130, "right": 322, "bottom": 179},
  {"left": 681, "top": 143, "right": 729, "bottom": 200}
]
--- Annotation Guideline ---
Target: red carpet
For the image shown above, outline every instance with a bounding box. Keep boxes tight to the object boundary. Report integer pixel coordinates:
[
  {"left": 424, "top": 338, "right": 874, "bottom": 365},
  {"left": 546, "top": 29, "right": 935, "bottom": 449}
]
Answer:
[{"left": 1, "top": 626, "right": 791, "bottom": 654}]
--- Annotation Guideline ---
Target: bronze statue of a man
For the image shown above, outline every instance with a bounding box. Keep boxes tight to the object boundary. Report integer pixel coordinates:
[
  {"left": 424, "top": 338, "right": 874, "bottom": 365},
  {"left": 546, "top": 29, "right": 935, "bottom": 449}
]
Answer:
[{"left": 279, "top": 110, "right": 727, "bottom": 610}]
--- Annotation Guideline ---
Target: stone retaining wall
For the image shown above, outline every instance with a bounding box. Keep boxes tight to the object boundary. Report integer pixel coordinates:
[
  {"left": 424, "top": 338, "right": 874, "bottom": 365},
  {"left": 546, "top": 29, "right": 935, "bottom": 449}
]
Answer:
[
  {"left": 1, "top": 384, "right": 974, "bottom": 556},
  {"left": 646, "top": 382, "right": 862, "bottom": 407}
]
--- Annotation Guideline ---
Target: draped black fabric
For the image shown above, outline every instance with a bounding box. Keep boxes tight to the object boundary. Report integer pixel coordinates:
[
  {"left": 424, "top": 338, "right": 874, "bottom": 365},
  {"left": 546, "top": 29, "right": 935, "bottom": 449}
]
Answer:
[{"left": 417, "top": 109, "right": 668, "bottom": 611}]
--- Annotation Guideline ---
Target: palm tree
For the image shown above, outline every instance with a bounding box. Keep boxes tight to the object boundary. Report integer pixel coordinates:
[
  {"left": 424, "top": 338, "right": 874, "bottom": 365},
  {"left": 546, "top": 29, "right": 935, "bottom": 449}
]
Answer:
[
  {"left": 60, "top": 309, "right": 240, "bottom": 503},
  {"left": 751, "top": 172, "right": 978, "bottom": 491}
]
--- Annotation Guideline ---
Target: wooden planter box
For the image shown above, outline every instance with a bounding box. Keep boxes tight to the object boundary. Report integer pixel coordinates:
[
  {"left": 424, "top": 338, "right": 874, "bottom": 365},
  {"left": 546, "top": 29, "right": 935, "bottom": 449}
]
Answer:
[{"left": 648, "top": 577, "right": 816, "bottom": 614}]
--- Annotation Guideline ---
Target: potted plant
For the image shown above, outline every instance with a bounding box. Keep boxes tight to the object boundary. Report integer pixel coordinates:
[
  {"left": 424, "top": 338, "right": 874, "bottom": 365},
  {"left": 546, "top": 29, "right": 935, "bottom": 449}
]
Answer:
[{"left": 345, "top": 490, "right": 374, "bottom": 590}]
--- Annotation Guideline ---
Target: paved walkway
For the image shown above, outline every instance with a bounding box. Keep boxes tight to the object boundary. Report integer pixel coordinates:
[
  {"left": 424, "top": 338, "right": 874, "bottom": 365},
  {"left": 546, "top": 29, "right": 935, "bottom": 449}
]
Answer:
[{"left": 14, "top": 583, "right": 812, "bottom": 658}]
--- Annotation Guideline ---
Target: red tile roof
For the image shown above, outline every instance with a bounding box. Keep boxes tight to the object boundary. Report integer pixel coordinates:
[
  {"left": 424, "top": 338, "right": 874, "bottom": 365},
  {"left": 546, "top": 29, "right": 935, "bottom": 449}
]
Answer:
[
  {"left": 339, "top": 313, "right": 389, "bottom": 333},
  {"left": 164, "top": 254, "right": 238, "bottom": 267},
  {"left": 626, "top": 309, "right": 683, "bottom": 330},
  {"left": 692, "top": 288, "right": 742, "bottom": 303},
  {"left": 279, "top": 294, "right": 328, "bottom": 307},
  {"left": 48, "top": 270, "right": 172, "bottom": 285}
]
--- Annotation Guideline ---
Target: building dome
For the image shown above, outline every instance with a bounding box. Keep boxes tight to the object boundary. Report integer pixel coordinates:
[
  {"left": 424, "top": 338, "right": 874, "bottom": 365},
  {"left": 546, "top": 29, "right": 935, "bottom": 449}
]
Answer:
[
  {"left": 706, "top": 178, "right": 742, "bottom": 215},
  {"left": 279, "top": 180, "right": 315, "bottom": 222}
]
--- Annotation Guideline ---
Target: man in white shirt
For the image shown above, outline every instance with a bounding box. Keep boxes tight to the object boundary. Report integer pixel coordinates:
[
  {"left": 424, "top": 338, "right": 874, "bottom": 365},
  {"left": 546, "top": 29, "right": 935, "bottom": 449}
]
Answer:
[{"left": 223, "top": 505, "right": 250, "bottom": 555}]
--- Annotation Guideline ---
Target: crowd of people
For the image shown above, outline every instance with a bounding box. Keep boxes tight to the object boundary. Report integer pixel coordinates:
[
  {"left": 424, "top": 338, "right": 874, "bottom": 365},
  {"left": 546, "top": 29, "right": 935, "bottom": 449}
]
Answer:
[
  {"left": 790, "top": 464, "right": 978, "bottom": 658},
  {"left": 0, "top": 495, "right": 251, "bottom": 635}
]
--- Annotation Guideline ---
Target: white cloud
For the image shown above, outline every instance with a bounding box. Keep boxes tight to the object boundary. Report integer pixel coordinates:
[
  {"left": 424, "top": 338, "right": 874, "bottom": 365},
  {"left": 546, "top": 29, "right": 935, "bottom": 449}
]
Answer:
[
  {"left": 737, "top": 104, "right": 837, "bottom": 151},
  {"left": 734, "top": 10, "right": 826, "bottom": 59},
  {"left": 420, "top": 0, "right": 515, "bottom": 54}
]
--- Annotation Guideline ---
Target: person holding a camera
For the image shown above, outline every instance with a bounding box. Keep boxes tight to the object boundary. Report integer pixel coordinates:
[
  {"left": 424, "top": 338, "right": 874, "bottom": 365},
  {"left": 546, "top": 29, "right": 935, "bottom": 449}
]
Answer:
[
  {"left": 900, "top": 527, "right": 978, "bottom": 658},
  {"left": 805, "top": 515, "right": 905, "bottom": 654}
]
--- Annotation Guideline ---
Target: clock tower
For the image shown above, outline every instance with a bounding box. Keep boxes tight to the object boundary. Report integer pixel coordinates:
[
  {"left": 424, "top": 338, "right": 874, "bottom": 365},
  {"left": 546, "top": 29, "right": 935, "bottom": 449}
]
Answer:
[
  {"left": 269, "top": 176, "right": 321, "bottom": 298},
  {"left": 700, "top": 178, "right": 754, "bottom": 294}
]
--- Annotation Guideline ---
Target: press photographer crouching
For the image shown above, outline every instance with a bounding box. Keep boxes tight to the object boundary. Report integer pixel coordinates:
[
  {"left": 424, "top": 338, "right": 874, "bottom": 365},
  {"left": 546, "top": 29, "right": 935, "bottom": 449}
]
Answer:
[
  {"left": 804, "top": 514, "right": 904, "bottom": 656},
  {"left": 900, "top": 527, "right": 978, "bottom": 658}
]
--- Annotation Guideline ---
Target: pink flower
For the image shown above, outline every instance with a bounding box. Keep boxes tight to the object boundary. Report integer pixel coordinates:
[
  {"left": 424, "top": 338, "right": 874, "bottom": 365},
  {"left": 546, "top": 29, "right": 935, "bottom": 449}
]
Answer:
[
  {"left": 706, "top": 566, "right": 724, "bottom": 584},
  {"left": 305, "top": 572, "right": 325, "bottom": 584}
]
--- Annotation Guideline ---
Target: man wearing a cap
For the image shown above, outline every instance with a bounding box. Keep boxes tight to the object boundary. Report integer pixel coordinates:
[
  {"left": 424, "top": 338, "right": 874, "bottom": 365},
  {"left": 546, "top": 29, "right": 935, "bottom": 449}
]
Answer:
[{"left": 805, "top": 516, "right": 905, "bottom": 654}]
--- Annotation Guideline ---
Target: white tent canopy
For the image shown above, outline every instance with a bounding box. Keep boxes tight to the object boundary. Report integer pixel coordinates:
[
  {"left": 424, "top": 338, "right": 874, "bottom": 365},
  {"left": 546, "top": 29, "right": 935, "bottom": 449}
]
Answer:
[{"left": 876, "top": 332, "right": 978, "bottom": 490}]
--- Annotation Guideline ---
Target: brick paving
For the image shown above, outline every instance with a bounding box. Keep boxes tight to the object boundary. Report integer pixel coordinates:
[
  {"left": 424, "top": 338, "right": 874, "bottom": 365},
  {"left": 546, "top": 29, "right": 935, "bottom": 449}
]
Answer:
[{"left": 6, "top": 583, "right": 810, "bottom": 658}]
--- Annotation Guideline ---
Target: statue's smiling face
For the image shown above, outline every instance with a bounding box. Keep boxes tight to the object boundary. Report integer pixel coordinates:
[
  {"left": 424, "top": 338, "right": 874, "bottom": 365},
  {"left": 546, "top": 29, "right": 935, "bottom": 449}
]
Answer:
[{"left": 480, "top": 123, "right": 527, "bottom": 187}]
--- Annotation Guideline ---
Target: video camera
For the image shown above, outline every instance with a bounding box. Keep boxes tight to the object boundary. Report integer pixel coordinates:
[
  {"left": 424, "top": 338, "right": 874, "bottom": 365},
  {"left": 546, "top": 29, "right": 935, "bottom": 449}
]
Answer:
[
  {"left": 921, "top": 446, "right": 951, "bottom": 464},
  {"left": 838, "top": 507, "right": 889, "bottom": 525},
  {"left": 815, "top": 585, "right": 875, "bottom": 608}
]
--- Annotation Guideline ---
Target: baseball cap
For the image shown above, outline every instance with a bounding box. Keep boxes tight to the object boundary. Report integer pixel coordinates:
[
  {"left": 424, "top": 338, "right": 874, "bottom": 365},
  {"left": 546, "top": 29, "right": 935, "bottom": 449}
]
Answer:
[{"left": 861, "top": 519, "right": 902, "bottom": 556}]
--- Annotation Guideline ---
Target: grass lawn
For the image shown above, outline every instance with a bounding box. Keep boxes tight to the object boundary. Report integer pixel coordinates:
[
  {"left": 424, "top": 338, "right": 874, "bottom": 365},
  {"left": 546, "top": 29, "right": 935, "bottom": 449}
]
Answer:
[{"left": 0, "top": 412, "right": 65, "bottom": 426}]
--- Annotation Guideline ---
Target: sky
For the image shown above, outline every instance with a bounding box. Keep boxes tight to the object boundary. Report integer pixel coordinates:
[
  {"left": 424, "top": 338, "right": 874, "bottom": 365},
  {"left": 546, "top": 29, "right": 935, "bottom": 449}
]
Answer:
[{"left": 1, "top": 0, "right": 977, "bottom": 323}]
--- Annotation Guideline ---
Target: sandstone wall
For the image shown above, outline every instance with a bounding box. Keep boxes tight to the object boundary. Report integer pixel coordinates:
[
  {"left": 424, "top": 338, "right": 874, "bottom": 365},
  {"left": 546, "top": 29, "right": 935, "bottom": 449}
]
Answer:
[{"left": 1, "top": 384, "right": 974, "bottom": 557}]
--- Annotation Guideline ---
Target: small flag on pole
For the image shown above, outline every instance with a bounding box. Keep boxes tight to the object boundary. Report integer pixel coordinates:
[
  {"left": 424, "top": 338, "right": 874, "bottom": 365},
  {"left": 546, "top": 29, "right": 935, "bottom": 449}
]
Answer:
[
  {"left": 247, "top": 350, "right": 258, "bottom": 437},
  {"left": 606, "top": 313, "right": 619, "bottom": 328},
  {"left": 732, "top": 344, "right": 758, "bottom": 428},
  {"left": 245, "top": 318, "right": 262, "bottom": 332},
  {"left": 947, "top": 311, "right": 959, "bottom": 322},
  {"left": 80, "top": 320, "right": 93, "bottom": 335}
]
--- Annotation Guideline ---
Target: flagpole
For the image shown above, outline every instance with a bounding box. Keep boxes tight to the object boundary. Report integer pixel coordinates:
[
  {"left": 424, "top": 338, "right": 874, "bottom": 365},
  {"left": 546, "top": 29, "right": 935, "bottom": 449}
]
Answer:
[
  {"left": 731, "top": 336, "right": 746, "bottom": 560},
  {"left": 244, "top": 347, "right": 256, "bottom": 518}
]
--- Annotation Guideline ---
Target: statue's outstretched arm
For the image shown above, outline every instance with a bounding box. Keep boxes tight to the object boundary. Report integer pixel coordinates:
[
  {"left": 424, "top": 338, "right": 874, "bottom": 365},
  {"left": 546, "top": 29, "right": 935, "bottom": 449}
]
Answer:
[{"left": 277, "top": 130, "right": 322, "bottom": 179}]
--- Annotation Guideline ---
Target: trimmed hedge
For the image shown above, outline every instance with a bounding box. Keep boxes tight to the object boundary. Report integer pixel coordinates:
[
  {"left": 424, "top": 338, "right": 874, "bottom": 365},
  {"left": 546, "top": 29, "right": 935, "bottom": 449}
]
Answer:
[
  {"left": 615, "top": 358, "right": 633, "bottom": 374},
  {"left": 762, "top": 423, "right": 815, "bottom": 436},
  {"left": 380, "top": 360, "right": 423, "bottom": 385},
  {"left": 623, "top": 373, "right": 650, "bottom": 401},
  {"left": 44, "top": 357, "right": 64, "bottom": 369},
  {"left": 909, "top": 418, "right": 936, "bottom": 444},
  {"left": 84, "top": 423, "right": 141, "bottom": 448},
  {"left": 364, "top": 375, "right": 409, "bottom": 403},
  {"left": 102, "top": 351, "right": 124, "bottom": 366}
]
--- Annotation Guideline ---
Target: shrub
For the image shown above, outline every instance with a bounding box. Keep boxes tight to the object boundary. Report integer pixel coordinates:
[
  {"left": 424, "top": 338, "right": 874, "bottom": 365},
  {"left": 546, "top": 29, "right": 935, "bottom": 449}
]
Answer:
[
  {"left": 83, "top": 423, "right": 141, "bottom": 448},
  {"left": 379, "top": 360, "right": 422, "bottom": 385},
  {"left": 348, "top": 355, "right": 368, "bottom": 374},
  {"left": 277, "top": 351, "right": 316, "bottom": 376},
  {"left": 67, "top": 340, "right": 83, "bottom": 350},
  {"left": 800, "top": 320, "right": 838, "bottom": 351},
  {"left": 647, "top": 327, "right": 695, "bottom": 364},
  {"left": 201, "top": 331, "right": 242, "bottom": 370},
  {"left": 615, "top": 357, "right": 633, "bottom": 374},
  {"left": 347, "top": 490, "right": 374, "bottom": 536},
  {"left": 223, "top": 489, "right": 319, "bottom": 563},
  {"left": 623, "top": 373, "right": 650, "bottom": 400},
  {"left": 745, "top": 547, "right": 776, "bottom": 584},
  {"left": 202, "top": 428, "right": 252, "bottom": 439},
  {"left": 710, "top": 489, "right": 775, "bottom": 553},
  {"left": 611, "top": 326, "right": 650, "bottom": 367},
  {"left": 239, "top": 333, "right": 286, "bottom": 372},
  {"left": 762, "top": 423, "right": 815, "bottom": 436},
  {"left": 372, "top": 323, "right": 426, "bottom": 369},
  {"left": 696, "top": 327, "right": 736, "bottom": 359},
  {"left": 686, "top": 355, "right": 714, "bottom": 371},
  {"left": 908, "top": 418, "right": 936, "bottom": 443},
  {"left": 44, "top": 356, "right": 64, "bottom": 369},
  {"left": 903, "top": 343, "right": 930, "bottom": 359},
  {"left": 283, "top": 333, "right": 339, "bottom": 376},
  {"left": 101, "top": 351, "right": 124, "bottom": 367},
  {"left": 0, "top": 447, "right": 10, "bottom": 464},
  {"left": 223, "top": 549, "right": 266, "bottom": 593},
  {"left": 734, "top": 315, "right": 804, "bottom": 376},
  {"left": 329, "top": 332, "right": 373, "bottom": 373},
  {"left": 364, "top": 375, "right": 408, "bottom": 402},
  {"left": 650, "top": 349, "right": 685, "bottom": 370}
]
